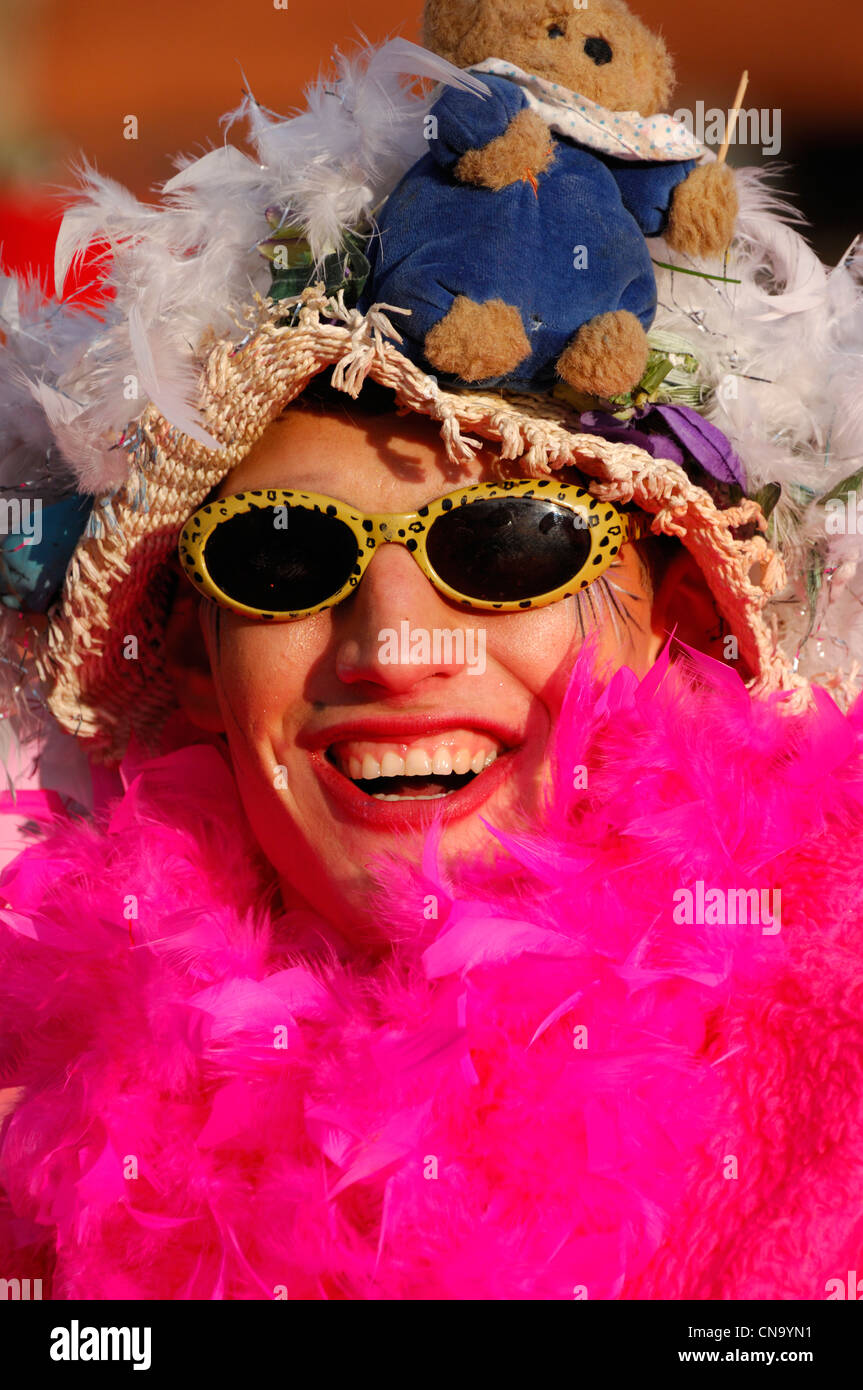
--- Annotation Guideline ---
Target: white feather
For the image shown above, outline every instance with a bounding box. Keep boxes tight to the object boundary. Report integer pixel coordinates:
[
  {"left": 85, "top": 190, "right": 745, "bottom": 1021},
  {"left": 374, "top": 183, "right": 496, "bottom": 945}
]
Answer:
[
  {"left": 162, "top": 143, "right": 264, "bottom": 196},
  {"left": 359, "top": 37, "right": 489, "bottom": 94},
  {"left": 650, "top": 164, "right": 863, "bottom": 682},
  {"left": 53, "top": 165, "right": 158, "bottom": 296},
  {"left": 25, "top": 378, "right": 85, "bottom": 429},
  {"left": 127, "top": 305, "right": 218, "bottom": 450}
]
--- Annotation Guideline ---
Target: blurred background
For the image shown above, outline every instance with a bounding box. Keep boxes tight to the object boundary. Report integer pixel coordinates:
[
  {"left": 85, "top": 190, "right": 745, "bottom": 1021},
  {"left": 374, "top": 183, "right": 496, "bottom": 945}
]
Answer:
[{"left": 0, "top": 0, "right": 860, "bottom": 282}]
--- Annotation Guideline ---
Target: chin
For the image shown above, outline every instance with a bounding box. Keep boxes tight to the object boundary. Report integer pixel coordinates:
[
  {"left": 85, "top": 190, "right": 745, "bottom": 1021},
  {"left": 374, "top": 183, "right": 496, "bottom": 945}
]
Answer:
[{"left": 270, "top": 756, "right": 542, "bottom": 944}]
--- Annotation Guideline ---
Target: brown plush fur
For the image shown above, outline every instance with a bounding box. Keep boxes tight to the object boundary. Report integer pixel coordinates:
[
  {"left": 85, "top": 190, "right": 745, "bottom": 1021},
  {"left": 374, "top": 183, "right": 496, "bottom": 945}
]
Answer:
[
  {"left": 455, "top": 107, "right": 555, "bottom": 189},
  {"left": 421, "top": 0, "right": 738, "bottom": 392},
  {"left": 423, "top": 0, "right": 676, "bottom": 117},
  {"left": 425, "top": 296, "right": 531, "bottom": 379},
  {"left": 667, "top": 162, "right": 739, "bottom": 258},
  {"left": 557, "top": 309, "right": 650, "bottom": 397}
]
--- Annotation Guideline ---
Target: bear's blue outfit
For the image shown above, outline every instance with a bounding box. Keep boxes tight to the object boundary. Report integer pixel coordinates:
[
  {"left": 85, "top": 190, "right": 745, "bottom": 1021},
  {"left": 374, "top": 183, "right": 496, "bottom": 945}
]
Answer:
[{"left": 361, "top": 73, "right": 695, "bottom": 391}]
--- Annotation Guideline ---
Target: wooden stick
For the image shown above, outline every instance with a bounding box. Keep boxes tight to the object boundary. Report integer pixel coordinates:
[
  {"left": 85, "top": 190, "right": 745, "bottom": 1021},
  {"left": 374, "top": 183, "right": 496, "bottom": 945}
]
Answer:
[{"left": 716, "top": 70, "right": 749, "bottom": 164}]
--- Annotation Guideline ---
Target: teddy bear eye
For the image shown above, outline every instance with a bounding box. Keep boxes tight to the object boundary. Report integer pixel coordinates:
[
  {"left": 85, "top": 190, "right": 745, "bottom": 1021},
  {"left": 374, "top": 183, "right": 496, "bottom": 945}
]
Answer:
[
  {"left": 547, "top": 23, "right": 566, "bottom": 38},
  {"left": 584, "top": 37, "right": 614, "bottom": 65}
]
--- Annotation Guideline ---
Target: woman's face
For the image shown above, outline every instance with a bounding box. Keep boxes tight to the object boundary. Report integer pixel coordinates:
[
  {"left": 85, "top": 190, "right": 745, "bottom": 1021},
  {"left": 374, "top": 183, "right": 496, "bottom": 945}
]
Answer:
[{"left": 191, "top": 405, "right": 664, "bottom": 943}]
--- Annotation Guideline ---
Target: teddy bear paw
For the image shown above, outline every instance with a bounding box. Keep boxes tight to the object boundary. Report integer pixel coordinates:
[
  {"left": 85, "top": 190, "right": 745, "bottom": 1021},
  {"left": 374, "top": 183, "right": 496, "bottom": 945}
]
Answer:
[
  {"left": 425, "top": 297, "right": 532, "bottom": 381},
  {"left": 455, "top": 109, "right": 556, "bottom": 191},
  {"left": 666, "top": 163, "right": 739, "bottom": 259},
  {"left": 557, "top": 311, "right": 650, "bottom": 398}
]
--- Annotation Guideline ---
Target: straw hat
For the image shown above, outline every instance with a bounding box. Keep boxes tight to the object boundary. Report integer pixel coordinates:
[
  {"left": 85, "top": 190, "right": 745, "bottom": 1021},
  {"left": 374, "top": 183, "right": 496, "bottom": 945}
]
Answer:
[{"left": 24, "top": 284, "right": 794, "bottom": 760}]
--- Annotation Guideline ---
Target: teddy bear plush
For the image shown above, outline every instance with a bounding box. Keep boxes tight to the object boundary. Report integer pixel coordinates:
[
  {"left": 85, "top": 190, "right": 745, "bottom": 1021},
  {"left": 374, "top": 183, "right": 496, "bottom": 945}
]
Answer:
[{"left": 363, "top": 0, "right": 738, "bottom": 397}]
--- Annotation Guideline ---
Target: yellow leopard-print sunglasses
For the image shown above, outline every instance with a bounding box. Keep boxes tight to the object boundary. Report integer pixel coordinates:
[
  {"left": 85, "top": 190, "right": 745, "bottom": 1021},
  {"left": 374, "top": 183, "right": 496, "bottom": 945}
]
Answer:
[{"left": 178, "top": 478, "right": 650, "bottom": 621}]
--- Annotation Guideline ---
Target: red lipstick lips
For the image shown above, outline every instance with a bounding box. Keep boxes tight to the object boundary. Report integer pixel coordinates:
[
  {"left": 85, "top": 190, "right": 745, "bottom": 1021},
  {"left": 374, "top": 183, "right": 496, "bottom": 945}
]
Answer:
[{"left": 300, "top": 714, "right": 523, "bottom": 830}]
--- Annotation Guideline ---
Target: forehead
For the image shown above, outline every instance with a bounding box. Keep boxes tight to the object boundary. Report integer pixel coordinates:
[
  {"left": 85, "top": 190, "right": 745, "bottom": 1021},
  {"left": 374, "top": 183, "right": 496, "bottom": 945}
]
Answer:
[{"left": 217, "top": 406, "right": 585, "bottom": 513}]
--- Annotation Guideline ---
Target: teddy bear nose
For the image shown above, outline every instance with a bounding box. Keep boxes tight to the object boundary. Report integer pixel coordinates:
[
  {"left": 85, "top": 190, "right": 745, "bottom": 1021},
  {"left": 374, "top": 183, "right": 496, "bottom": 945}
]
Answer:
[{"left": 584, "top": 37, "right": 614, "bottom": 65}]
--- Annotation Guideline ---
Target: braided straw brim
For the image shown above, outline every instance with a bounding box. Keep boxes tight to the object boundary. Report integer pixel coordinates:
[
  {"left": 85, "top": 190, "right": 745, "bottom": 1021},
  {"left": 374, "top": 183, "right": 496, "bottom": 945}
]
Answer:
[{"left": 34, "top": 289, "right": 803, "bottom": 761}]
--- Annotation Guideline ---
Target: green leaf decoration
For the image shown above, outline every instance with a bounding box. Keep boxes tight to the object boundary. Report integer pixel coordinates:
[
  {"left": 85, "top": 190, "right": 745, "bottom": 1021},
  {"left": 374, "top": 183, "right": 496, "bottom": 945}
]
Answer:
[
  {"left": 651, "top": 258, "right": 742, "bottom": 284},
  {"left": 607, "top": 346, "right": 699, "bottom": 410},
  {"left": 818, "top": 467, "right": 863, "bottom": 507},
  {"left": 798, "top": 552, "right": 826, "bottom": 652},
  {"left": 753, "top": 482, "right": 782, "bottom": 521},
  {"left": 639, "top": 354, "right": 673, "bottom": 396},
  {"left": 262, "top": 219, "right": 371, "bottom": 309}
]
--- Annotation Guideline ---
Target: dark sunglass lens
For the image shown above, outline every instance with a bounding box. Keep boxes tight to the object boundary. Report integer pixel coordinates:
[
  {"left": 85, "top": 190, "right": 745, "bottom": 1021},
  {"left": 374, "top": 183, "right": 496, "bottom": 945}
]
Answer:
[
  {"left": 203, "top": 505, "right": 359, "bottom": 611},
  {"left": 426, "top": 498, "right": 592, "bottom": 601}
]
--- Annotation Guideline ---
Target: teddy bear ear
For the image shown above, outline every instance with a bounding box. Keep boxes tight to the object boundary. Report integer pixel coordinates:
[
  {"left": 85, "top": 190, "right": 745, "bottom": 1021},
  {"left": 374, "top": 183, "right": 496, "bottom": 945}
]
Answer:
[{"left": 422, "top": 1, "right": 483, "bottom": 65}]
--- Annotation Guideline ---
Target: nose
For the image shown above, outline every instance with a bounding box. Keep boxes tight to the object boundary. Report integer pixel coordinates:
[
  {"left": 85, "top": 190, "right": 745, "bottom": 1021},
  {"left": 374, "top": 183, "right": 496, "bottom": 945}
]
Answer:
[
  {"left": 333, "top": 541, "right": 480, "bottom": 692},
  {"left": 584, "top": 36, "right": 613, "bottom": 65}
]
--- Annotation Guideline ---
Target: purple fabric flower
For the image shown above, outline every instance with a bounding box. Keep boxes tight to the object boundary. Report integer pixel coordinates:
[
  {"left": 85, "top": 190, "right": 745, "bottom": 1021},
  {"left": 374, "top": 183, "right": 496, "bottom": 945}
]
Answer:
[{"left": 578, "top": 404, "right": 745, "bottom": 489}]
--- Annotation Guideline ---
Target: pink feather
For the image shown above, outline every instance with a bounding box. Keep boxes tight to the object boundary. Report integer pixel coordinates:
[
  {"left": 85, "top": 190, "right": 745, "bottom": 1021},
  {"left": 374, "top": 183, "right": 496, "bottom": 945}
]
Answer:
[{"left": 1, "top": 648, "right": 863, "bottom": 1298}]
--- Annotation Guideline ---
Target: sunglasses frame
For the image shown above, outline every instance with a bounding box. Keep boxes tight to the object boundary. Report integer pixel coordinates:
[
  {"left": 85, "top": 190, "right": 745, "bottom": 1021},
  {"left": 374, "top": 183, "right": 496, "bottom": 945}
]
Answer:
[{"left": 178, "top": 478, "right": 650, "bottom": 621}]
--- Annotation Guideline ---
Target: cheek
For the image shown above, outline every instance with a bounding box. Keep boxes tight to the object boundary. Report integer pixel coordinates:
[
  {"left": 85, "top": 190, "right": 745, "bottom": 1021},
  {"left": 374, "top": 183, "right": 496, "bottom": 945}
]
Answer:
[
  {"left": 204, "top": 619, "right": 330, "bottom": 864},
  {"left": 485, "top": 600, "right": 580, "bottom": 703},
  {"left": 204, "top": 613, "right": 322, "bottom": 750},
  {"left": 486, "top": 569, "right": 655, "bottom": 704}
]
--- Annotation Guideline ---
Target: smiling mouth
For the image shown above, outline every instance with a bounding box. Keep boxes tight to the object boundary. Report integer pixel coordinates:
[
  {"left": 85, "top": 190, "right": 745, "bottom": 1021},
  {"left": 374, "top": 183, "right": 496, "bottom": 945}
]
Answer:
[{"left": 326, "top": 730, "right": 505, "bottom": 801}]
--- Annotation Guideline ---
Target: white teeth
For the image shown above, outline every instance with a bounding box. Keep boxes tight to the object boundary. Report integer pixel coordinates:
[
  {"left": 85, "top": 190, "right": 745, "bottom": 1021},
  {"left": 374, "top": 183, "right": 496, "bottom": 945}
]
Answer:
[
  {"left": 405, "top": 748, "right": 433, "bottom": 776},
  {"left": 369, "top": 795, "right": 447, "bottom": 806},
  {"left": 338, "top": 742, "right": 501, "bottom": 781},
  {"left": 432, "top": 747, "right": 453, "bottom": 775}
]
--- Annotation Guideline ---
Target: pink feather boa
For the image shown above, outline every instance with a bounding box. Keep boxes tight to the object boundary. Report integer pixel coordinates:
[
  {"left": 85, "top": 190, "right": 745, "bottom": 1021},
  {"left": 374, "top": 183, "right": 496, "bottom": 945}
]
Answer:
[{"left": 3, "top": 646, "right": 863, "bottom": 1300}]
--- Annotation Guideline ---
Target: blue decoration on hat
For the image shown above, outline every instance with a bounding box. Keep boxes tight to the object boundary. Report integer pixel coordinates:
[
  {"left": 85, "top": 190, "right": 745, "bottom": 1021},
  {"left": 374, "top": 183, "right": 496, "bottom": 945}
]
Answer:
[{"left": 0, "top": 494, "right": 93, "bottom": 613}]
